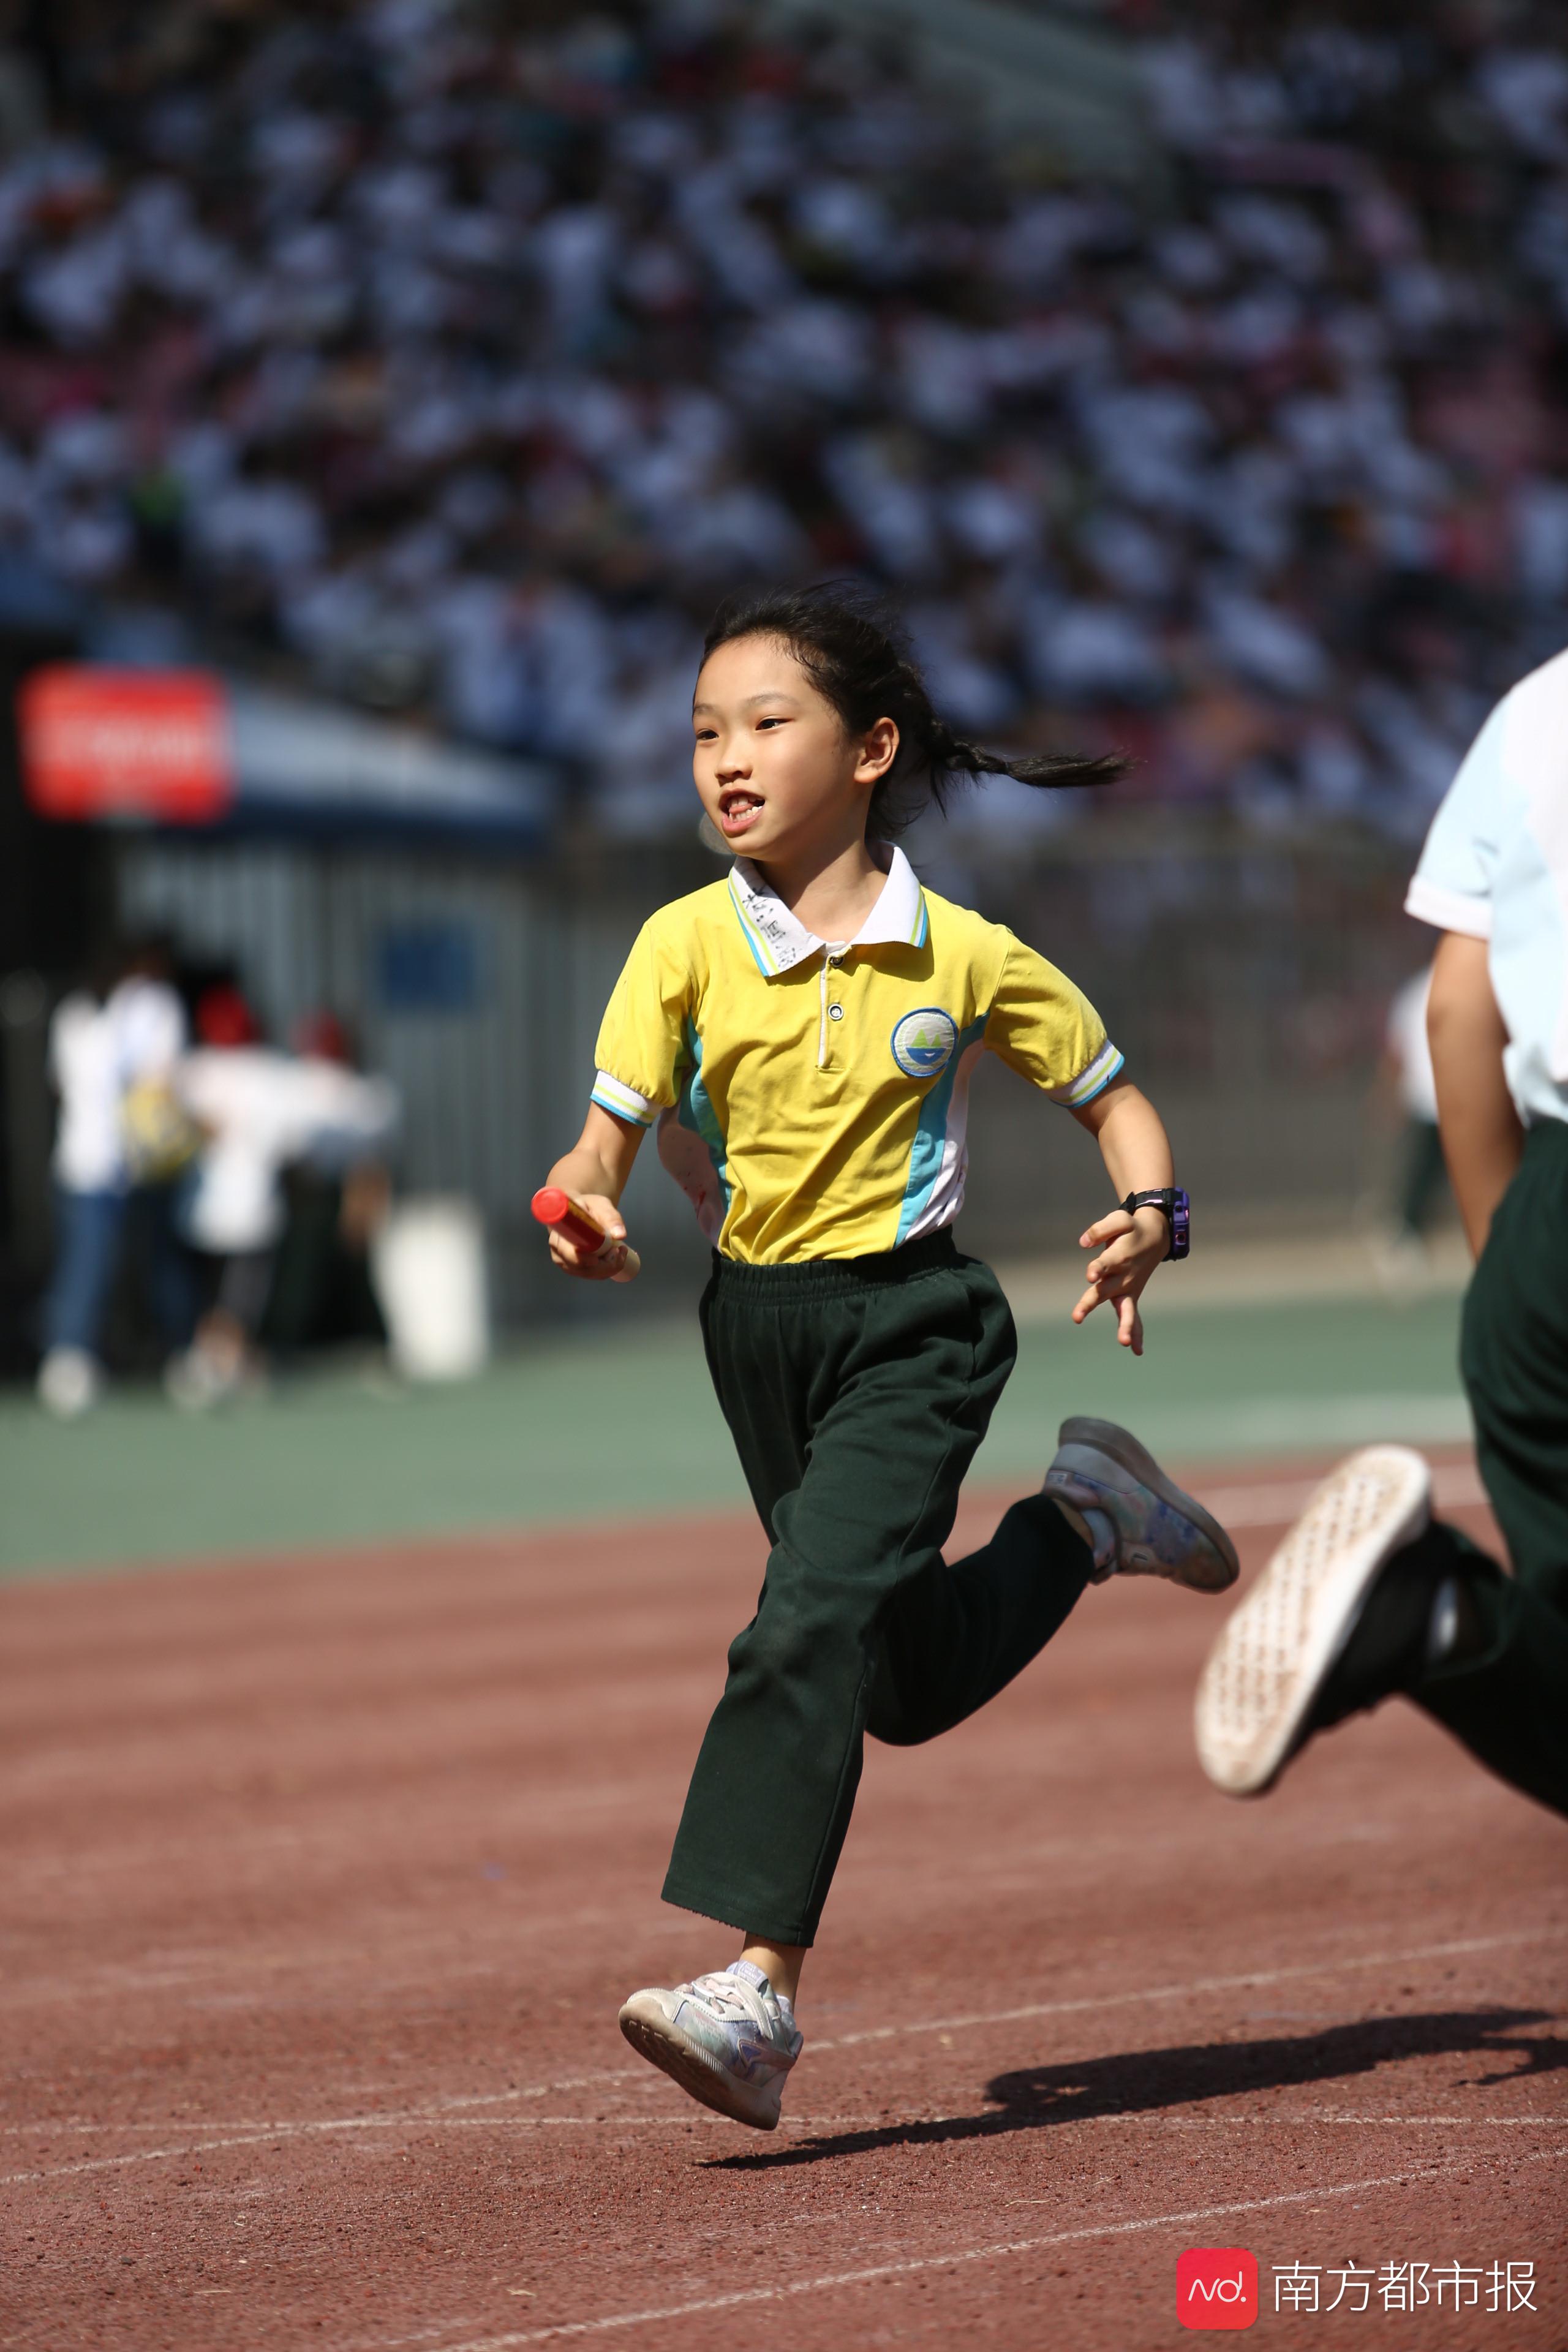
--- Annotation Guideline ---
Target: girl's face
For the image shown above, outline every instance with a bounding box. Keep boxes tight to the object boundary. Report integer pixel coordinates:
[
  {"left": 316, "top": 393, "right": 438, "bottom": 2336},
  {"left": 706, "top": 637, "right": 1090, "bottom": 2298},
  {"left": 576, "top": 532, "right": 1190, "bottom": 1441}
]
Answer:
[{"left": 692, "top": 635, "right": 897, "bottom": 862}]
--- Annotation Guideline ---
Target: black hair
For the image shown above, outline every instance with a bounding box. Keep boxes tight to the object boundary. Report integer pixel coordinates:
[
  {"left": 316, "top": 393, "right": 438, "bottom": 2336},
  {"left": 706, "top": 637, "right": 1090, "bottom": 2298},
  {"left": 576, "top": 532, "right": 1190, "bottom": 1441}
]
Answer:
[{"left": 701, "top": 582, "right": 1127, "bottom": 837}]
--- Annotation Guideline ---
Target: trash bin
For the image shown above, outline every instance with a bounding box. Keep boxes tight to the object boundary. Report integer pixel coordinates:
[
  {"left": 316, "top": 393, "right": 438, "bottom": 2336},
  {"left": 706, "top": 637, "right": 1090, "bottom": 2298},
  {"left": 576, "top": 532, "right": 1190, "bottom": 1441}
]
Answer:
[{"left": 372, "top": 1196, "right": 489, "bottom": 1381}]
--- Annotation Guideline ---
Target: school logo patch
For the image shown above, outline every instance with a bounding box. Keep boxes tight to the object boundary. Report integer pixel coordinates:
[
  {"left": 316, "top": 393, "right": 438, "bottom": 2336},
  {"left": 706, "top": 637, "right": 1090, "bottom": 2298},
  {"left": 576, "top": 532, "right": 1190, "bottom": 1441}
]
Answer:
[{"left": 890, "top": 1007, "right": 958, "bottom": 1080}]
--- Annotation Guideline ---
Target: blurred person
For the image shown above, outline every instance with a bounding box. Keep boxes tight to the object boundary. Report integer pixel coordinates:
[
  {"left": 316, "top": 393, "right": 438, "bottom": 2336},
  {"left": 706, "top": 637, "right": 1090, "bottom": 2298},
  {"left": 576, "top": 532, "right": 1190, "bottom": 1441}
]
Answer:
[
  {"left": 540, "top": 585, "right": 1239, "bottom": 2130},
  {"left": 1197, "top": 646, "right": 1568, "bottom": 1824},
  {"left": 262, "top": 1012, "right": 397, "bottom": 1363},
  {"left": 167, "top": 989, "right": 399, "bottom": 1408},
  {"left": 1373, "top": 962, "right": 1449, "bottom": 1276},
  {"left": 36, "top": 935, "right": 197, "bottom": 1418}
]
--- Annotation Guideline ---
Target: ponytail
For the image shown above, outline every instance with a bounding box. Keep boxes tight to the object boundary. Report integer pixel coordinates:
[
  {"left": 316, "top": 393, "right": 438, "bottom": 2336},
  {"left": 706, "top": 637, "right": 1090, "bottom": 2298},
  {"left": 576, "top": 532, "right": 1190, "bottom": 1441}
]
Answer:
[
  {"left": 702, "top": 583, "right": 1127, "bottom": 835},
  {"left": 925, "top": 715, "right": 1127, "bottom": 796}
]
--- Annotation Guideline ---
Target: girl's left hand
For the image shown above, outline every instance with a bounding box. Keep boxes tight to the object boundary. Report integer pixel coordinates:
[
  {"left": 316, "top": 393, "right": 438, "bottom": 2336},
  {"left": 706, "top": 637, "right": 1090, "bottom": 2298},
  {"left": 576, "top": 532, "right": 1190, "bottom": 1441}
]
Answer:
[{"left": 1071, "top": 1205, "right": 1169, "bottom": 1355}]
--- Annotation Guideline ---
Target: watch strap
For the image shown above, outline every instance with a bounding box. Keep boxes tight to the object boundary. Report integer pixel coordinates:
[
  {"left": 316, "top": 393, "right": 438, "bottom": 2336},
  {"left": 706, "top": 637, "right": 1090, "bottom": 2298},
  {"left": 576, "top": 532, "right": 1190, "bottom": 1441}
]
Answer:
[{"left": 1120, "top": 1188, "right": 1190, "bottom": 1262}]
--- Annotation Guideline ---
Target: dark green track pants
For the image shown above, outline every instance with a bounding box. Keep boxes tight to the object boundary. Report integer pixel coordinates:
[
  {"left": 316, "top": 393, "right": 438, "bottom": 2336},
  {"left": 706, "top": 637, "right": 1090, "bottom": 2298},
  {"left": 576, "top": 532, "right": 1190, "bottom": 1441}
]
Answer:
[
  {"left": 1408, "top": 1120, "right": 1568, "bottom": 1818},
  {"left": 662, "top": 1231, "right": 1093, "bottom": 1945}
]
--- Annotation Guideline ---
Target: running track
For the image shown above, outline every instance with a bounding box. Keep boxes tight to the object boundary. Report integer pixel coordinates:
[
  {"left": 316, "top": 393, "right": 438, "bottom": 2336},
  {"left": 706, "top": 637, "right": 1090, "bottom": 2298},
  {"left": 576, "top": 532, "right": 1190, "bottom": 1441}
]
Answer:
[{"left": 2, "top": 1453, "right": 1564, "bottom": 2349}]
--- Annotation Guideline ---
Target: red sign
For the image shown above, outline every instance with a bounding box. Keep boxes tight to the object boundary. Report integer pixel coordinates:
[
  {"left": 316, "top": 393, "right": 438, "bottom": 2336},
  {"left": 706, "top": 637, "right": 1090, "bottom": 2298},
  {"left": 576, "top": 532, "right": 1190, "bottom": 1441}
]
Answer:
[{"left": 19, "top": 666, "right": 233, "bottom": 824}]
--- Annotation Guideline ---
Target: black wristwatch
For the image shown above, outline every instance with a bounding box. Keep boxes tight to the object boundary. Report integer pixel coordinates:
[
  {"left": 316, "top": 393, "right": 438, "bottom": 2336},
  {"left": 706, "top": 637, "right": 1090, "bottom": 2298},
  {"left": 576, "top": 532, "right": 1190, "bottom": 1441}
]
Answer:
[{"left": 1121, "top": 1188, "right": 1190, "bottom": 1261}]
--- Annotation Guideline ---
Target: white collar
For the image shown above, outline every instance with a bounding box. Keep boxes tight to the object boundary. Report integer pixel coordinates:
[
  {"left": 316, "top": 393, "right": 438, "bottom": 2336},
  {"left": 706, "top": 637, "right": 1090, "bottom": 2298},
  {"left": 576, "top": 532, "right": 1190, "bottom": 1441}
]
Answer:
[{"left": 726, "top": 844, "right": 929, "bottom": 976}]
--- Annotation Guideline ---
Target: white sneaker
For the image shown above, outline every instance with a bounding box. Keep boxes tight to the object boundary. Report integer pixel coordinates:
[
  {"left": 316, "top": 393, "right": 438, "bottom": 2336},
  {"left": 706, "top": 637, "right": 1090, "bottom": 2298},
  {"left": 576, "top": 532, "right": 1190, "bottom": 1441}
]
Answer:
[
  {"left": 619, "top": 1959, "right": 803, "bottom": 2131},
  {"left": 1194, "top": 1446, "right": 1431, "bottom": 1796},
  {"left": 37, "top": 1347, "right": 102, "bottom": 1419}
]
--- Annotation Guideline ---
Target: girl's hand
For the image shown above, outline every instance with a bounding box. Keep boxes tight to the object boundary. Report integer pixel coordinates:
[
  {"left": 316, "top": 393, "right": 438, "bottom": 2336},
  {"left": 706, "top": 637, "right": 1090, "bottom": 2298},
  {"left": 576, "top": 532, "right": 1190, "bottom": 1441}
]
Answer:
[
  {"left": 548, "top": 1194, "right": 638, "bottom": 1283},
  {"left": 1071, "top": 1205, "right": 1168, "bottom": 1355}
]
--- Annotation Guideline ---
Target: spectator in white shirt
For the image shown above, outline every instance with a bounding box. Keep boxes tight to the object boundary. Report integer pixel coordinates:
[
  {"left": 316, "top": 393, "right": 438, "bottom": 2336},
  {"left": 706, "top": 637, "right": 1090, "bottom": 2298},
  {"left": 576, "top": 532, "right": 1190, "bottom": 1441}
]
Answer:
[
  {"left": 37, "top": 937, "right": 196, "bottom": 1417},
  {"left": 165, "top": 986, "right": 399, "bottom": 1407},
  {"left": 1385, "top": 965, "right": 1447, "bottom": 1233}
]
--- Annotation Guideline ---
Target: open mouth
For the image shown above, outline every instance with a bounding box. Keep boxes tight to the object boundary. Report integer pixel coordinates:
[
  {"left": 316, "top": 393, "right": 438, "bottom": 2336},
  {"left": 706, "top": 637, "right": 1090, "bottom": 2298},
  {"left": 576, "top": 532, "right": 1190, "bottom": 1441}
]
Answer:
[{"left": 717, "top": 790, "right": 764, "bottom": 835}]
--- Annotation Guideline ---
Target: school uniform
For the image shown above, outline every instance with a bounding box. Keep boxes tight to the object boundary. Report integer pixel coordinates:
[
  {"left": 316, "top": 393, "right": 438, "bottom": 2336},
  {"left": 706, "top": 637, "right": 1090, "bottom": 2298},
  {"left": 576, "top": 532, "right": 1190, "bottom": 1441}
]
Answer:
[
  {"left": 591, "top": 847, "right": 1120, "bottom": 1943},
  {"left": 1401, "top": 646, "right": 1568, "bottom": 1817}
]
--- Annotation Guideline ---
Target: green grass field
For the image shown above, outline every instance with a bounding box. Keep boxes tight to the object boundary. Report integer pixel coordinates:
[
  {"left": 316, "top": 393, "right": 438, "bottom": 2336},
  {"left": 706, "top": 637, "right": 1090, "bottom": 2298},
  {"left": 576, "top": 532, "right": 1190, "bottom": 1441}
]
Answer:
[{"left": 0, "top": 1289, "right": 1469, "bottom": 1579}]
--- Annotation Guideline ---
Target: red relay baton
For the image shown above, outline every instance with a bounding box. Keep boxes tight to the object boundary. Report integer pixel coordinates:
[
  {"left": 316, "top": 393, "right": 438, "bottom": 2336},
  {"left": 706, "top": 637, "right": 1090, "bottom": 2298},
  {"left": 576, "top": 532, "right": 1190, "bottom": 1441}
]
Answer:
[{"left": 531, "top": 1186, "right": 640, "bottom": 1278}]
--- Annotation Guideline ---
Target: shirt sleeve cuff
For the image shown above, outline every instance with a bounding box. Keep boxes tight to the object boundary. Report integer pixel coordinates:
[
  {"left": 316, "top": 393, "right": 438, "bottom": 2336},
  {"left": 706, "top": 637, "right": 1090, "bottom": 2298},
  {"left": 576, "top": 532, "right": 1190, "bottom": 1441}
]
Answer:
[
  {"left": 591, "top": 1071, "right": 659, "bottom": 1127},
  {"left": 1403, "top": 877, "right": 1493, "bottom": 938},
  {"left": 1045, "top": 1039, "right": 1125, "bottom": 1109}
]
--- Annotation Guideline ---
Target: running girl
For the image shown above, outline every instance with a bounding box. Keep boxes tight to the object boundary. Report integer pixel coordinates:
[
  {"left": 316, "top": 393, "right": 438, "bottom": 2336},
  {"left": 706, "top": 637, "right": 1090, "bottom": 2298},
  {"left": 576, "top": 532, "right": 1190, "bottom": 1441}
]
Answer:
[{"left": 541, "top": 586, "right": 1238, "bottom": 2130}]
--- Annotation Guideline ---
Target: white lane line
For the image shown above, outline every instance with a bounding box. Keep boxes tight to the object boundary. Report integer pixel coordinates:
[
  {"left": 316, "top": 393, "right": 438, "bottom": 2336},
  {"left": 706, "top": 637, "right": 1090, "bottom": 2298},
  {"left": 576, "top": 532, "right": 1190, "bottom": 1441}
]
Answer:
[
  {"left": 4, "top": 1924, "right": 1560, "bottom": 2187},
  {"left": 4, "top": 2104, "right": 1562, "bottom": 2166},
  {"left": 811, "top": 1926, "right": 1566, "bottom": 2054},
  {"left": 777, "top": 2111, "right": 1568, "bottom": 2135},
  {"left": 0, "top": 1913, "right": 652, "bottom": 2010},
  {"left": 927, "top": 2116, "right": 1562, "bottom": 2137},
  {"left": 0, "top": 2114, "right": 697, "bottom": 2187},
  {"left": 0, "top": 2114, "right": 689, "bottom": 2150},
  {"left": 411, "top": 2146, "right": 1568, "bottom": 2351},
  {"left": 1193, "top": 1461, "right": 1483, "bottom": 1532}
]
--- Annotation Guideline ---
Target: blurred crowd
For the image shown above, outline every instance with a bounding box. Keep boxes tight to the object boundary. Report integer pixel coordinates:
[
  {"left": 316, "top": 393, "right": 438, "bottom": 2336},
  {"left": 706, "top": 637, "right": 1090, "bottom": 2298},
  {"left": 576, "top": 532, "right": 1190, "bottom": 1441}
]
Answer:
[
  {"left": 38, "top": 932, "right": 398, "bottom": 1414},
  {"left": 1, "top": 0, "right": 1565, "bottom": 837}
]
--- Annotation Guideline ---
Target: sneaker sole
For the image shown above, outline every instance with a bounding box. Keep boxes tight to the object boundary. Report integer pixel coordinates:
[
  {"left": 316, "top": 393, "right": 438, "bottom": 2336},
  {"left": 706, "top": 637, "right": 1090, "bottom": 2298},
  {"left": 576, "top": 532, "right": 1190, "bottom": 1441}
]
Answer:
[
  {"left": 618, "top": 1999, "right": 783, "bottom": 2132},
  {"left": 1056, "top": 1416, "right": 1240, "bottom": 1592},
  {"left": 1194, "top": 1445, "right": 1431, "bottom": 1797}
]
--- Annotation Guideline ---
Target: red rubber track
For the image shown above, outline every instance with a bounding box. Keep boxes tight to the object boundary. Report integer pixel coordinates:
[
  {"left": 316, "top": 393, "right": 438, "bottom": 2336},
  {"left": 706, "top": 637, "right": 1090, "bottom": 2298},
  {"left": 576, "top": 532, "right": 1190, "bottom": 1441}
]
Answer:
[{"left": 2, "top": 1451, "right": 1564, "bottom": 2350}]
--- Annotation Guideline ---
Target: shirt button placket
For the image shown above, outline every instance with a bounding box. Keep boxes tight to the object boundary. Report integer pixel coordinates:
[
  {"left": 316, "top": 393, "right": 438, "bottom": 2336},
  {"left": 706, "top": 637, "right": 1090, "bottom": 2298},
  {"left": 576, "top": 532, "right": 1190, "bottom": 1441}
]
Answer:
[{"left": 819, "top": 951, "right": 845, "bottom": 1071}]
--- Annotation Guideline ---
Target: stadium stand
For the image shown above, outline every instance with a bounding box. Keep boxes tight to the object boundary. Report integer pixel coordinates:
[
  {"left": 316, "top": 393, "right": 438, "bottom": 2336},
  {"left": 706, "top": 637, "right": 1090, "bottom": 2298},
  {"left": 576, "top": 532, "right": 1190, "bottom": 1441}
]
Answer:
[{"left": 0, "top": 0, "right": 1564, "bottom": 839}]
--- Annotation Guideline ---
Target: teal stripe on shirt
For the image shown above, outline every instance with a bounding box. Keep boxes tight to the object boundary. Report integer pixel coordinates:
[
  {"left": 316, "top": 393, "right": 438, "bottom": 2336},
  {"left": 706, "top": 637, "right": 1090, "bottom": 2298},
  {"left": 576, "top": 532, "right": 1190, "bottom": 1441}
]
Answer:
[
  {"left": 895, "top": 1016, "right": 987, "bottom": 1245},
  {"left": 677, "top": 1018, "right": 732, "bottom": 1214}
]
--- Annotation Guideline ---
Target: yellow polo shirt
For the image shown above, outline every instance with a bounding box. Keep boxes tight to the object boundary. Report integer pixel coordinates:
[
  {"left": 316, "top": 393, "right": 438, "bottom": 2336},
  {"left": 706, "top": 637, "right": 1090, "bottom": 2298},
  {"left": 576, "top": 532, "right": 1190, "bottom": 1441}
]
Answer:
[{"left": 591, "top": 846, "right": 1121, "bottom": 1264}]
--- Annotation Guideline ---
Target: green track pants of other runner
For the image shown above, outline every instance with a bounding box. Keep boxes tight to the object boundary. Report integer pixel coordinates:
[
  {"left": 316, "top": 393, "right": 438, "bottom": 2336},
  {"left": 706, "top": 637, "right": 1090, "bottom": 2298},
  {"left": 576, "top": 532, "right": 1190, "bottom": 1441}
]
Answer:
[{"left": 1410, "top": 1120, "right": 1568, "bottom": 1819}]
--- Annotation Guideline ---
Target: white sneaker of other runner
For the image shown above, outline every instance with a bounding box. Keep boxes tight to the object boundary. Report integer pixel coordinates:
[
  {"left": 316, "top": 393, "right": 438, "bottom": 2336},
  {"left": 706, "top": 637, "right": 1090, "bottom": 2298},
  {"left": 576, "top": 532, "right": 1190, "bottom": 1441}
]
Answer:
[
  {"left": 619, "top": 1959, "right": 803, "bottom": 2130},
  {"left": 1194, "top": 1444, "right": 1432, "bottom": 1796}
]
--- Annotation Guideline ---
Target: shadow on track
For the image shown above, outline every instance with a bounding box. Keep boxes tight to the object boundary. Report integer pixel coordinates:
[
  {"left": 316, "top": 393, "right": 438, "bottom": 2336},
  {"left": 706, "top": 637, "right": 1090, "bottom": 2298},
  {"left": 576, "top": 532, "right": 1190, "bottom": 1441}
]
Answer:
[{"left": 704, "top": 2007, "right": 1566, "bottom": 2171}]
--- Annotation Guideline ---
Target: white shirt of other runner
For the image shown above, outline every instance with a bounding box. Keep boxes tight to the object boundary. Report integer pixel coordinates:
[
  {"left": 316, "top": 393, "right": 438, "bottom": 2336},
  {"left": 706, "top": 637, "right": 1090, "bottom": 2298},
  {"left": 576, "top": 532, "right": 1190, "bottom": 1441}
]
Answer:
[
  {"left": 49, "top": 977, "right": 186, "bottom": 1193},
  {"left": 176, "top": 1049, "right": 399, "bottom": 1253},
  {"left": 1406, "top": 644, "right": 1568, "bottom": 1128}
]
